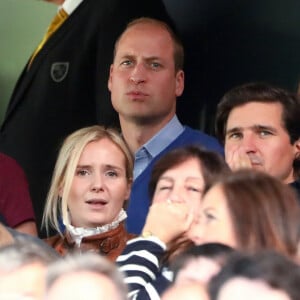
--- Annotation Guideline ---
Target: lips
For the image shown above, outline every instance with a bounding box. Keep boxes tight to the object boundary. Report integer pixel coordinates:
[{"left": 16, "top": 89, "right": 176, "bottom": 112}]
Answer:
[
  {"left": 85, "top": 199, "right": 107, "bottom": 205},
  {"left": 126, "top": 90, "right": 148, "bottom": 98}
]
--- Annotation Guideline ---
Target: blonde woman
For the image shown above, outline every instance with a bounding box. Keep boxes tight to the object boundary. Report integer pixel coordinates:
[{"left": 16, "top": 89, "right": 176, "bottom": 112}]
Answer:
[{"left": 42, "top": 125, "right": 134, "bottom": 261}]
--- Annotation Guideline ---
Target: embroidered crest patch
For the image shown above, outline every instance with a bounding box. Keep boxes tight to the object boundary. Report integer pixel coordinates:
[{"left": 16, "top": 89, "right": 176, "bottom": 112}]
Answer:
[{"left": 50, "top": 62, "right": 69, "bottom": 82}]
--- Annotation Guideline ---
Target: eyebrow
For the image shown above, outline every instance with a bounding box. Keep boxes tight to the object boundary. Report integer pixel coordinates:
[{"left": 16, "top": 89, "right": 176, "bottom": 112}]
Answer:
[
  {"left": 76, "top": 164, "right": 124, "bottom": 171},
  {"left": 118, "top": 54, "right": 162, "bottom": 62},
  {"left": 158, "top": 176, "right": 203, "bottom": 182},
  {"left": 226, "top": 124, "right": 277, "bottom": 135}
]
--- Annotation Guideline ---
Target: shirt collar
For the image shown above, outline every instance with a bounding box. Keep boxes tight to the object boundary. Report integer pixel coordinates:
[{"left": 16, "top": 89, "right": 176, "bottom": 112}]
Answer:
[
  {"left": 60, "top": 0, "right": 83, "bottom": 15},
  {"left": 142, "top": 115, "right": 184, "bottom": 158}
]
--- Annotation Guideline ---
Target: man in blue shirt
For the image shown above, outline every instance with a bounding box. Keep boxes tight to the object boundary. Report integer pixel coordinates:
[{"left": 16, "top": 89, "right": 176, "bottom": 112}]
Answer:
[{"left": 108, "top": 17, "right": 223, "bottom": 234}]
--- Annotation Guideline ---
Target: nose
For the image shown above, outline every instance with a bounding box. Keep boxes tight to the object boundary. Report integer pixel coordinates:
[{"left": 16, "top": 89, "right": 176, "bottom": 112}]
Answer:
[
  {"left": 187, "top": 220, "right": 204, "bottom": 245},
  {"left": 168, "top": 186, "right": 186, "bottom": 203},
  {"left": 241, "top": 133, "right": 258, "bottom": 153},
  {"left": 91, "top": 173, "right": 104, "bottom": 192},
  {"left": 129, "top": 63, "right": 146, "bottom": 85}
]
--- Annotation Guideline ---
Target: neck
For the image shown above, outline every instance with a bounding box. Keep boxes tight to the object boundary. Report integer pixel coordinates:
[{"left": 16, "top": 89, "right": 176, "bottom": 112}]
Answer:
[
  {"left": 282, "top": 169, "right": 296, "bottom": 184},
  {"left": 120, "top": 116, "right": 174, "bottom": 154}
]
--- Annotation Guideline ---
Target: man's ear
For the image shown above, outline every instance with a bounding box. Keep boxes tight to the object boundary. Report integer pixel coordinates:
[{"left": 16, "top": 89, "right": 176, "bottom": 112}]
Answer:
[
  {"left": 108, "top": 64, "right": 114, "bottom": 92},
  {"left": 294, "top": 138, "right": 300, "bottom": 158},
  {"left": 175, "top": 70, "right": 184, "bottom": 97}
]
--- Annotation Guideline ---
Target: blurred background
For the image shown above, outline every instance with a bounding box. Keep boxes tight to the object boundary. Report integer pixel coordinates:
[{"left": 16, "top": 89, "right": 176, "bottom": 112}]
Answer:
[{"left": 1, "top": 0, "right": 300, "bottom": 133}]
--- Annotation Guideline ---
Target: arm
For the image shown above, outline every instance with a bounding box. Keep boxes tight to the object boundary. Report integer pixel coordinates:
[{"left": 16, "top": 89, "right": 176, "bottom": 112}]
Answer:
[
  {"left": 0, "top": 154, "right": 37, "bottom": 234},
  {"left": 117, "top": 237, "right": 171, "bottom": 300},
  {"left": 117, "top": 201, "right": 193, "bottom": 299}
]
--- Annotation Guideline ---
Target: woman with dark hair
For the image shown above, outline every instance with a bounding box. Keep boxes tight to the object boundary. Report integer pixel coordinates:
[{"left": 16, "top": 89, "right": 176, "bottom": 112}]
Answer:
[
  {"left": 117, "top": 145, "right": 230, "bottom": 299},
  {"left": 189, "top": 169, "right": 300, "bottom": 258}
]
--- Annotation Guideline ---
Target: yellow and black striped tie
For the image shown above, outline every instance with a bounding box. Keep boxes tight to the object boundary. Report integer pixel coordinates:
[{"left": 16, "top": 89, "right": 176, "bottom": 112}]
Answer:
[{"left": 28, "top": 8, "right": 68, "bottom": 67}]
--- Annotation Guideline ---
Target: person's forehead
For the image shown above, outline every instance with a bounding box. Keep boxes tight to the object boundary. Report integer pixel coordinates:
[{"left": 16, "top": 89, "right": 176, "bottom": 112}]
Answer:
[
  {"left": 219, "top": 277, "right": 290, "bottom": 300},
  {"left": 227, "top": 101, "right": 284, "bottom": 126},
  {"left": 117, "top": 22, "right": 172, "bottom": 49},
  {"left": 230, "top": 101, "right": 283, "bottom": 115},
  {"left": 125, "top": 21, "right": 169, "bottom": 35}
]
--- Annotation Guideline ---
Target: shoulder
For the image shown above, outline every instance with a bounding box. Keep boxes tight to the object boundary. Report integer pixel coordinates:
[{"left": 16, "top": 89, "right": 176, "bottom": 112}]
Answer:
[
  {"left": 172, "top": 126, "right": 224, "bottom": 154},
  {"left": 44, "top": 233, "right": 64, "bottom": 248},
  {"left": 0, "top": 152, "right": 22, "bottom": 170}
]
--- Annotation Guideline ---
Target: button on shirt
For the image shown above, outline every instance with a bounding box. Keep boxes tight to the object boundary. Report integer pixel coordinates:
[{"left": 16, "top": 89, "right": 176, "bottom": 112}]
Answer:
[{"left": 133, "top": 115, "right": 184, "bottom": 180}]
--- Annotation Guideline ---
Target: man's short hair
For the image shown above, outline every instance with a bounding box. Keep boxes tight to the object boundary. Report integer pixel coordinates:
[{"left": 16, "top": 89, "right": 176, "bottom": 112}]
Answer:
[
  {"left": 215, "top": 82, "right": 300, "bottom": 144},
  {"left": 215, "top": 82, "right": 300, "bottom": 178},
  {"left": 113, "top": 17, "right": 184, "bottom": 72},
  {"left": 45, "top": 252, "right": 127, "bottom": 300}
]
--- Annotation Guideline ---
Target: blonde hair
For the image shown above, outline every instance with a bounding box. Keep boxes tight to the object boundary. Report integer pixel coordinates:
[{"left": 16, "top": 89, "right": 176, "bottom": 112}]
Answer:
[{"left": 42, "top": 126, "right": 133, "bottom": 235}]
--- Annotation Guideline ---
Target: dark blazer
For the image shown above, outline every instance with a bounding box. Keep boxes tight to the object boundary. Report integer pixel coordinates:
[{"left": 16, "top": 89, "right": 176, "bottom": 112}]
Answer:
[{"left": 0, "top": 0, "right": 172, "bottom": 236}]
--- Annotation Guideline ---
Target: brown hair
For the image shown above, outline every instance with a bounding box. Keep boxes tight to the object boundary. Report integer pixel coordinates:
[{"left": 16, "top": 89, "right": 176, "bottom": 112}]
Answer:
[
  {"left": 149, "top": 146, "right": 230, "bottom": 264},
  {"left": 218, "top": 169, "right": 300, "bottom": 258},
  {"left": 149, "top": 145, "right": 230, "bottom": 201}
]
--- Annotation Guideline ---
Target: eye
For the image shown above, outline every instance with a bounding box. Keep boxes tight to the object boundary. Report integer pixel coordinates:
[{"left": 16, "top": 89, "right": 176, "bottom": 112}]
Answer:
[
  {"left": 204, "top": 211, "right": 216, "bottom": 222},
  {"left": 187, "top": 186, "right": 202, "bottom": 193},
  {"left": 105, "top": 170, "right": 118, "bottom": 177},
  {"left": 259, "top": 130, "right": 272, "bottom": 137},
  {"left": 158, "top": 185, "right": 172, "bottom": 191},
  {"left": 227, "top": 132, "right": 242, "bottom": 140},
  {"left": 120, "top": 60, "right": 133, "bottom": 67},
  {"left": 148, "top": 61, "right": 162, "bottom": 70},
  {"left": 76, "top": 169, "right": 90, "bottom": 176}
]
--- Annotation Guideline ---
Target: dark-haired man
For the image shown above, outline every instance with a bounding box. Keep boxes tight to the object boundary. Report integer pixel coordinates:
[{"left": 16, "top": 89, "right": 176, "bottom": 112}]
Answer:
[{"left": 215, "top": 82, "right": 300, "bottom": 198}]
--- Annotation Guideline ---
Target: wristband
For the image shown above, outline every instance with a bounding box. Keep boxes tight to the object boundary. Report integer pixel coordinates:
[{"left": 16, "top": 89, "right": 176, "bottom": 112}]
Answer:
[{"left": 141, "top": 231, "right": 153, "bottom": 238}]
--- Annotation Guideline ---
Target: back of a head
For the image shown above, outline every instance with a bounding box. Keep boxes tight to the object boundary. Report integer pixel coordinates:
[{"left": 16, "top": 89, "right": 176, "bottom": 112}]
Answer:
[
  {"left": 0, "top": 239, "right": 58, "bottom": 299},
  {"left": 170, "top": 243, "right": 235, "bottom": 286},
  {"left": 45, "top": 252, "right": 127, "bottom": 300},
  {"left": 0, "top": 238, "right": 57, "bottom": 271},
  {"left": 209, "top": 250, "right": 300, "bottom": 300},
  {"left": 171, "top": 243, "right": 235, "bottom": 279}
]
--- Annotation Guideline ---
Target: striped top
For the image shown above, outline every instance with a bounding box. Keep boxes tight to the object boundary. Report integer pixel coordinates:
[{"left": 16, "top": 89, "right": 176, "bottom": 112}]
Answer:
[{"left": 117, "top": 236, "right": 172, "bottom": 300}]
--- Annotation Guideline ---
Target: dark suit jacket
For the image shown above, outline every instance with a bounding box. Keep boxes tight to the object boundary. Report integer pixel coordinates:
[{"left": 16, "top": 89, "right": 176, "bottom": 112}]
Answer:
[{"left": 0, "top": 0, "right": 172, "bottom": 236}]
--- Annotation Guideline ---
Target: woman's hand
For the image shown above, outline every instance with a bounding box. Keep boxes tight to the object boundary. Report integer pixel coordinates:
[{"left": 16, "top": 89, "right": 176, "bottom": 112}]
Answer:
[{"left": 142, "top": 200, "right": 194, "bottom": 245}]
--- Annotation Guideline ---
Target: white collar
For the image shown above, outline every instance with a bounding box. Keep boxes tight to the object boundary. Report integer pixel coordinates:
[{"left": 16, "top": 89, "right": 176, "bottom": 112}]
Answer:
[
  {"left": 60, "top": 0, "right": 83, "bottom": 15},
  {"left": 66, "top": 209, "right": 127, "bottom": 246}
]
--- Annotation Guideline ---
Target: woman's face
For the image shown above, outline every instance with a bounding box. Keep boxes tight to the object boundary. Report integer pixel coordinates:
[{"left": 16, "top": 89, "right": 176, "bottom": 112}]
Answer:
[
  {"left": 152, "top": 157, "right": 205, "bottom": 214},
  {"left": 66, "top": 138, "right": 131, "bottom": 228},
  {"left": 187, "top": 184, "right": 237, "bottom": 248}
]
